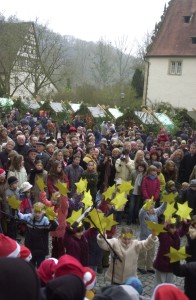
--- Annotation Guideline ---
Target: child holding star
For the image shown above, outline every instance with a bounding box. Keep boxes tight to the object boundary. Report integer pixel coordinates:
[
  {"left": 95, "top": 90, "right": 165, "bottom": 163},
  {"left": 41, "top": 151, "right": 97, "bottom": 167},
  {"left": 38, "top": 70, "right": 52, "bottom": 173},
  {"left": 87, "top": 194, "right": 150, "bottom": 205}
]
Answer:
[
  {"left": 40, "top": 190, "right": 69, "bottom": 258},
  {"left": 97, "top": 226, "right": 157, "bottom": 284},
  {"left": 138, "top": 199, "right": 166, "bottom": 274},
  {"left": 153, "top": 219, "right": 189, "bottom": 288}
]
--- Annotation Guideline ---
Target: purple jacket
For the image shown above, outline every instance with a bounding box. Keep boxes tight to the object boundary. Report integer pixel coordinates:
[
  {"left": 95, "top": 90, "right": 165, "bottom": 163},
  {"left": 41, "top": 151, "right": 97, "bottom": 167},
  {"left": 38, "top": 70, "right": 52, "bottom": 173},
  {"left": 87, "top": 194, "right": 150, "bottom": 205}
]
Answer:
[{"left": 153, "top": 223, "right": 189, "bottom": 272}]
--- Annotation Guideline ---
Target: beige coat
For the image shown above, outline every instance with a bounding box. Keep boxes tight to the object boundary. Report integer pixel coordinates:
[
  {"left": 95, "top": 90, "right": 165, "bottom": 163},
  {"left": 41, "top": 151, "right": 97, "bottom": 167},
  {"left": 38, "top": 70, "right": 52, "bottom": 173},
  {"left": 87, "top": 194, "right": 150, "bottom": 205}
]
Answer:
[
  {"left": 97, "top": 234, "right": 157, "bottom": 284},
  {"left": 115, "top": 158, "right": 135, "bottom": 181}
]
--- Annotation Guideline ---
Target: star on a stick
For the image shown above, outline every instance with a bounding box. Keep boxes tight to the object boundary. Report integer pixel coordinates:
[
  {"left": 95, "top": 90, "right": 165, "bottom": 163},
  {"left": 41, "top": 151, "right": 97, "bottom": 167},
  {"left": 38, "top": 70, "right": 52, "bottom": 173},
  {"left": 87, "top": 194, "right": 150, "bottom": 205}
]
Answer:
[
  {"left": 55, "top": 180, "right": 69, "bottom": 196},
  {"left": 165, "top": 246, "right": 191, "bottom": 263},
  {"left": 102, "top": 185, "right": 116, "bottom": 200},
  {"left": 82, "top": 190, "right": 93, "bottom": 209},
  {"left": 145, "top": 220, "right": 166, "bottom": 235},
  {"left": 36, "top": 176, "right": 46, "bottom": 192},
  {"left": 66, "top": 208, "right": 83, "bottom": 226},
  {"left": 102, "top": 214, "right": 118, "bottom": 231},
  {"left": 161, "top": 193, "right": 177, "bottom": 204},
  {"left": 176, "top": 201, "right": 193, "bottom": 220},
  {"left": 75, "top": 178, "right": 88, "bottom": 193},
  {"left": 85, "top": 208, "right": 105, "bottom": 232},
  {"left": 163, "top": 202, "right": 177, "bottom": 221},
  {"left": 45, "top": 206, "right": 58, "bottom": 221},
  {"left": 117, "top": 180, "right": 133, "bottom": 194},
  {"left": 7, "top": 195, "right": 21, "bottom": 210},
  {"left": 111, "top": 192, "right": 128, "bottom": 210}
]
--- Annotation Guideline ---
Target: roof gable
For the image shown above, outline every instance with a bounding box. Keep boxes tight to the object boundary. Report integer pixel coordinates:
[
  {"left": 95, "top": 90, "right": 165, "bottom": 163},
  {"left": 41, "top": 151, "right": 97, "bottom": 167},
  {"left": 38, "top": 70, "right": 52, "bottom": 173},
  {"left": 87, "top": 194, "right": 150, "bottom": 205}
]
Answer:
[{"left": 147, "top": 0, "right": 196, "bottom": 57}]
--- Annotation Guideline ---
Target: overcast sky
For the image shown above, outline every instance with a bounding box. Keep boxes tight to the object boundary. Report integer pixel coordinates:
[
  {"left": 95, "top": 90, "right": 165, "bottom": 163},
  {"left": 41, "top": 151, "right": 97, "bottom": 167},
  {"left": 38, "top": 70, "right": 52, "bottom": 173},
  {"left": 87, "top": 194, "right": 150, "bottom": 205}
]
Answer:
[{"left": 1, "top": 0, "right": 169, "bottom": 51}]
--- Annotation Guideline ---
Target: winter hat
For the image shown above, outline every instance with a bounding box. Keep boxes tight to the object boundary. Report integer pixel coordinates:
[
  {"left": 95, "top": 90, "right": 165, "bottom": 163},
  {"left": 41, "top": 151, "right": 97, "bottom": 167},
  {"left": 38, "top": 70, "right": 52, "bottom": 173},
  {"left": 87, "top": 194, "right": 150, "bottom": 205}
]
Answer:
[
  {"left": 83, "top": 267, "right": 96, "bottom": 290},
  {"left": 190, "top": 179, "right": 196, "bottom": 187},
  {"left": 46, "top": 274, "right": 86, "bottom": 300},
  {"left": 0, "top": 168, "right": 6, "bottom": 177},
  {"left": 54, "top": 255, "right": 91, "bottom": 284},
  {"left": 151, "top": 283, "right": 188, "bottom": 300},
  {"left": 94, "top": 285, "right": 140, "bottom": 300},
  {"left": 124, "top": 277, "right": 143, "bottom": 295},
  {"left": 69, "top": 127, "right": 77, "bottom": 132},
  {"left": 20, "top": 182, "right": 33, "bottom": 192},
  {"left": 8, "top": 176, "right": 18, "bottom": 185},
  {"left": 37, "top": 258, "right": 58, "bottom": 284},
  {"left": 0, "top": 234, "right": 20, "bottom": 257},
  {"left": 166, "top": 180, "right": 175, "bottom": 189},
  {"left": 19, "top": 244, "right": 32, "bottom": 262}
]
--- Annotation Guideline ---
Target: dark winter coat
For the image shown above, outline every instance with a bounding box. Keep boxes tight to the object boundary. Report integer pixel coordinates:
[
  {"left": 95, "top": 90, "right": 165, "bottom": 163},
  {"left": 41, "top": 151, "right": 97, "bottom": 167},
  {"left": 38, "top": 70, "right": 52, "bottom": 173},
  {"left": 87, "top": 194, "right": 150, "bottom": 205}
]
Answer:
[
  {"left": 178, "top": 153, "right": 196, "bottom": 183},
  {"left": 173, "top": 261, "right": 196, "bottom": 300}
]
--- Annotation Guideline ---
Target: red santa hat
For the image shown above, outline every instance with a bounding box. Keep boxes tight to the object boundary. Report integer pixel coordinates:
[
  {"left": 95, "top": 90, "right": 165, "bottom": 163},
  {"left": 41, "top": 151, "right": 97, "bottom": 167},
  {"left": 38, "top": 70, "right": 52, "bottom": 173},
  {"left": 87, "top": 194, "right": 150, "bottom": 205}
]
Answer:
[
  {"left": 0, "top": 168, "right": 6, "bottom": 177},
  {"left": 0, "top": 234, "right": 20, "bottom": 257},
  {"left": 37, "top": 258, "right": 58, "bottom": 284},
  {"left": 152, "top": 283, "right": 188, "bottom": 300},
  {"left": 19, "top": 244, "right": 32, "bottom": 262},
  {"left": 54, "top": 254, "right": 92, "bottom": 285},
  {"left": 83, "top": 267, "right": 96, "bottom": 290}
]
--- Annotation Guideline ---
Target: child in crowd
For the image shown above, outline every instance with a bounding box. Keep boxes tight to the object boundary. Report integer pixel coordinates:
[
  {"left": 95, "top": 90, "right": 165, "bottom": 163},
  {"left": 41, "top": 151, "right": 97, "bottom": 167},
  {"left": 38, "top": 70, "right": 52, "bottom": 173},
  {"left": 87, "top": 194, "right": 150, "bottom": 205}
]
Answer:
[
  {"left": 82, "top": 161, "right": 98, "bottom": 203},
  {"left": 141, "top": 165, "right": 160, "bottom": 203},
  {"left": 138, "top": 199, "right": 166, "bottom": 274},
  {"left": 17, "top": 202, "right": 58, "bottom": 267},
  {"left": 3, "top": 176, "right": 20, "bottom": 239},
  {"left": 28, "top": 159, "right": 48, "bottom": 204},
  {"left": 152, "top": 161, "right": 166, "bottom": 194},
  {"left": 97, "top": 226, "right": 157, "bottom": 284},
  {"left": 63, "top": 223, "right": 96, "bottom": 267},
  {"left": 40, "top": 190, "right": 69, "bottom": 258},
  {"left": 153, "top": 220, "right": 189, "bottom": 288},
  {"left": 128, "top": 161, "right": 147, "bottom": 225},
  {"left": 20, "top": 182, "right": 33, "bottom": 214}
]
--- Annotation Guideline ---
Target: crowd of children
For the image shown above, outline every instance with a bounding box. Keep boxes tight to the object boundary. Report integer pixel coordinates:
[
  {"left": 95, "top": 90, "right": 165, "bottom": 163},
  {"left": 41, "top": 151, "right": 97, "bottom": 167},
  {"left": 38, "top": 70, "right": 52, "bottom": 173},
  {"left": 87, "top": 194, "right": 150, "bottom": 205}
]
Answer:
[{"left": 0, "top": 110, "right": 195, "bottom": 299}]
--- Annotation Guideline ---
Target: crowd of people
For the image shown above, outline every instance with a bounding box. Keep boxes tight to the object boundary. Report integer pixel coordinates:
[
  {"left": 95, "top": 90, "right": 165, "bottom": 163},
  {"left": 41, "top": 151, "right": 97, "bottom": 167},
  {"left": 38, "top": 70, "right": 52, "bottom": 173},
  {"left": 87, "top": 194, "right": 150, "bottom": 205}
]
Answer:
[{"left": 0, "top": 108, "right": 196, "bottom": 300}]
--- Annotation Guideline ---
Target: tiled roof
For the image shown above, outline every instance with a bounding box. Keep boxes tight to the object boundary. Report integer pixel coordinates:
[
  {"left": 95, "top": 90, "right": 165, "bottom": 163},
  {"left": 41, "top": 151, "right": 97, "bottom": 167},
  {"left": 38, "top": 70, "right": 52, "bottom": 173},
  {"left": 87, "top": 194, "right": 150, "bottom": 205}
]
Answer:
[{"left": 147, "top": 0, "right": 196, "bottom": 57}]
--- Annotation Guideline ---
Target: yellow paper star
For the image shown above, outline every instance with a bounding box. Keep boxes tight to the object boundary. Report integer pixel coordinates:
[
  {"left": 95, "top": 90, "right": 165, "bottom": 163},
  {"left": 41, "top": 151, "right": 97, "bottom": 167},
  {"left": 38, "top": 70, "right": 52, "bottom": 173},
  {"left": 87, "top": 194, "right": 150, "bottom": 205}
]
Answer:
[
  {"left": 111, "top": 192, "right": 128, "bottom": 210},
  {"left": 102, "top": 214, "right": 118, "bottom": 231},
  {"left": 85, "top": 208, "right": 105, "bottom": 233},
  {"left": 165, "top": 246, "right": 191, "bottom": 263},
  {"left": 82, "top": 190, "right": 93, "bottom": 209},
  {"left": 176, "top": 201, "right": 193, "bottom": 220},
  {"left": 66, "top": 208, "right": 83, "bottom": 226},
  {"left": 102, "top": 185, "right": 116, "bottom": 200},
  {"left": 161, "top": 193, "right": 177, "bottom": 204},
  {"left": 36, "top": 176, "right": 46, "bottom": 192},
  {"left": 75, "top": 178, "right": 88, "bottom": 194},
  {"left": 7, "top": 195, "right": 21, "bottom": 210},
  {"left": 117, "top": 180, "right": 133, "bottom": 194},
  {"left": 55, "top": 180, "right": 69, "bottom": 196},
  {"left": 163, "top": 202, "right": 177, "bottom": 221},
  {"left": 45, "top": 206, "right": 58, "bottom": 221},
  {"left": 145, "top": 220, "right": 166, "bottom": 235},
  {"left": 143, "top": 197, "right": 154, "bottom": 210}
]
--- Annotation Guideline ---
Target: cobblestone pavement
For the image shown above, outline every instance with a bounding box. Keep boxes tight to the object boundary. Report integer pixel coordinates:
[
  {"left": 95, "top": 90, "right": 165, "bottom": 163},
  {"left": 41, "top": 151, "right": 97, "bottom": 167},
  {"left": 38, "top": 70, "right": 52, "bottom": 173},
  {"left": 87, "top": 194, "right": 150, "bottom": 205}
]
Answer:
[{"left": 95, "top": 223, "right": 185, "bottom": 298}]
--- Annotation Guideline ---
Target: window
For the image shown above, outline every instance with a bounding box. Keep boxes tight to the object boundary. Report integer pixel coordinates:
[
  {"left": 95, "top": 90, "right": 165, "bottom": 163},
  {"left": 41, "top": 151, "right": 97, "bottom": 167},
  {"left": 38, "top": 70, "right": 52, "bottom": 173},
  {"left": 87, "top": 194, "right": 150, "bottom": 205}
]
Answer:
[
  {"left": 191, "top": 37, "right": 196, "bottom": 44},
  {"left": 184, "top": 16, "right": 191, "bottom": 23},
  {"left": 169, "top": 61, "right": 182, "bottom": 75}
]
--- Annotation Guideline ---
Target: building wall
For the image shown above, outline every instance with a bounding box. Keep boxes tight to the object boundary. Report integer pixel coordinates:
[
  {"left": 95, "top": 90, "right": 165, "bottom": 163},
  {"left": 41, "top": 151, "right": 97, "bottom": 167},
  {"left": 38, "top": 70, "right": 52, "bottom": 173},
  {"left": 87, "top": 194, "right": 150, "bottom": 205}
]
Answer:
[{"left": 144, "top": 57, "right": 196, "bottom": 111}]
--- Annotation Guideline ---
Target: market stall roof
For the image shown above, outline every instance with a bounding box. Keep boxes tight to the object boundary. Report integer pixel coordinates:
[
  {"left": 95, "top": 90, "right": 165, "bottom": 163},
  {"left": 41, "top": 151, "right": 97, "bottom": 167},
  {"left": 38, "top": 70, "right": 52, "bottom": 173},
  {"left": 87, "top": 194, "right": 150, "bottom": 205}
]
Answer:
[
  {"left": 187, "top": 111, "right": 196, "bottom": 122},
  {"left": 0, "top": 98, "right": 13, "bottom": 106},
  {"left": 154, "top": 112, "right": 174, "bottom": 128},
  {"left": 50, "top": 102, "right": 64, "bottom": 112},
  {"left": 69, "top": 103, "right": 81, "bottom": 112},
  {"left": 134, "top": 111, "right": 158, "bottom": 124},
  {"left": 108, "top": 108, "right": 123, "bottom": 119},
  {"left": 22, "top": 99, "right": 40, "bottom": 109},
  {"left": 88, "top": 106, "right": 106, "bottom": 118}
]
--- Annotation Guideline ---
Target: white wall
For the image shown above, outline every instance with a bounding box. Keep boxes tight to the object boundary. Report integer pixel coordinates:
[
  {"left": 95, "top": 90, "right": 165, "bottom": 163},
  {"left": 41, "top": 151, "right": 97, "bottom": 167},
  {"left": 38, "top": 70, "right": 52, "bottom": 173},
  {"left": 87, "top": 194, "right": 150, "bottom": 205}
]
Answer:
[{"left": 146, "top": 57, "right": 196, "bottom": 111}]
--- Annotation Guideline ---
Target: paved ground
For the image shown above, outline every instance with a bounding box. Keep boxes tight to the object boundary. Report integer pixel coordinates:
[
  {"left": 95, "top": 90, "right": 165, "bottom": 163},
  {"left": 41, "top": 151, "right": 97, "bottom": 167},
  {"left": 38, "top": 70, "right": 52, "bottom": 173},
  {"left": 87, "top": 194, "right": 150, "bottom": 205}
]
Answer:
[{"left": 95, "top": 223, "right": 185, "bottom": 298}]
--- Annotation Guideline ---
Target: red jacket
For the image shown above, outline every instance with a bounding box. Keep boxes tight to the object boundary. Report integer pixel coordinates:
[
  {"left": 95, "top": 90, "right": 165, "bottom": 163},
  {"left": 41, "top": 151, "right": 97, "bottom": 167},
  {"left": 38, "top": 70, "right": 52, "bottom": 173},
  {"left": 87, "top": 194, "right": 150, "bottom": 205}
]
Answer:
[
  {"left": 40, "top": 191, "right": 69, "bottom": 238},
  {"left": 141, "top": 176, "right": 160, "bottom": 201}
]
